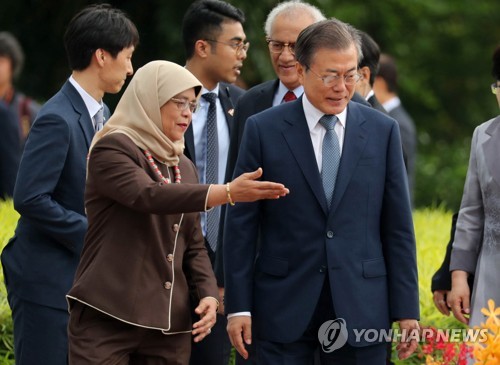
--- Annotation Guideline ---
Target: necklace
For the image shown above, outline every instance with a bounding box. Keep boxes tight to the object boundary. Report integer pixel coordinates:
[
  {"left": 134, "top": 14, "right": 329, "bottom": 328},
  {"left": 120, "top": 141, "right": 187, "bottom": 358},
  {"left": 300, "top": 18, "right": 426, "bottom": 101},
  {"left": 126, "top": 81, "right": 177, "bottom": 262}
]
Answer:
[{"left": 143, "top": 150, "right": 181, "bottom": 184}]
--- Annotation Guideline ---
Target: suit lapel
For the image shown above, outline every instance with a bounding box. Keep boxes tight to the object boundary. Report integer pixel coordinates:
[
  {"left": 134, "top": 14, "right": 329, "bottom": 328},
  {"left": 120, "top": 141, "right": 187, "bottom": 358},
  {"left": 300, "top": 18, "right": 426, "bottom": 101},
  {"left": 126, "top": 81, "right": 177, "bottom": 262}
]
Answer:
[
  {"left": 184, "top": 123, "right": 196, "bottom": 161},
  {"left": 330, "top": 102, "right": 368, "bottom": 214},
  {"left": 62, "top": 81, "right": 95, "bottom": 149},
  {"left": 482, "top": 116, "right": 500, "bottom": 185},
  {"left": 219, "top": 84, "right": 236, "bottom": 134},
  {"left": 257, "top": 79, "right": 279, "bottom": 110},
  {"left": 282, "top": 99, "right": 328, "bottom": 214}
]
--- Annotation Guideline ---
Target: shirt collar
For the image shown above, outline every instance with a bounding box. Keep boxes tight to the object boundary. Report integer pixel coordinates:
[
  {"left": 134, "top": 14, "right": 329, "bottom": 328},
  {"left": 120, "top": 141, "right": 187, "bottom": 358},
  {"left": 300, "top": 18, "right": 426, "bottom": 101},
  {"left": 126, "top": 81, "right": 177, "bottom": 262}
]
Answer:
[
  {"left": 276, "top": 80, "right": 304, "bottom": 102},
  {"left": 69, "top": 75, "right": 103, "bottom": 118},
  {"left": 365, "top": 89, "right": 375, "bottom": 101},
  {"left": 302, "top": 93, "right": 347, "bottom": 132},
  {"left": 382, "top": 96, "right": 401, "bottom": 113},
  {"left": 199, "top": 84, "right": 220, "bottom": 104}
]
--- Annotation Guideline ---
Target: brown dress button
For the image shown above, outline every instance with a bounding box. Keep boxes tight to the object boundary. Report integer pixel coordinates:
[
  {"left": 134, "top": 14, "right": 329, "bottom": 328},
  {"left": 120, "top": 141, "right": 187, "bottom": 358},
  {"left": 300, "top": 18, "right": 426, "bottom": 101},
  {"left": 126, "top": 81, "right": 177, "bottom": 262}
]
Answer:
[
  {"left": 172, "top": 224, "right": 179, "bottom": 232},
  {"left": 164, "top": 281, "right": 172, "bottom": 290},
  {"left": 166, "top": 254, "right": 174, "bottom": 262}
]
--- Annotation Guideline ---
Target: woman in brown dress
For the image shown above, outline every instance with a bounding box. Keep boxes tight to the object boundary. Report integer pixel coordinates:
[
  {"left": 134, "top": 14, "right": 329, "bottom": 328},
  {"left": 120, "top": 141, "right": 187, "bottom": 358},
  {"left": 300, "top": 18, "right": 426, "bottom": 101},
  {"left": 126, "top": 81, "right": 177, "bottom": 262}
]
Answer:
[{"left": 67, "top": 60, "right": 288, "bottom": 364}]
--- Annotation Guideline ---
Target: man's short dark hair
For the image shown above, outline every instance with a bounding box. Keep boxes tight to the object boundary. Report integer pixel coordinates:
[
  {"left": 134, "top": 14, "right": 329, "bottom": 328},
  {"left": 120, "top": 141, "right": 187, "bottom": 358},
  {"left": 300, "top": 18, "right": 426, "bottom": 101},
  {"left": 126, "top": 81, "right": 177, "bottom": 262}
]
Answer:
[
  {"left": 492, "top": 45, "right": 500, "bottom": 81},
  {"left": 0, "top": 32, "right": 24, "bottom": 79},
  {"left": 64, "top": 3, "right": 139, "bottom": 71},
  {"left": 182, "top": 0, "right": 245, "bottom": 60},
  {"left": 295, "top": 18, "right": 362, "bottom": 70},
  {"left": 358, "top": 30, "right": 380, "bottom": 87},
  {"left": 377, "top": 53, "right": 398, "bottom": 93}
]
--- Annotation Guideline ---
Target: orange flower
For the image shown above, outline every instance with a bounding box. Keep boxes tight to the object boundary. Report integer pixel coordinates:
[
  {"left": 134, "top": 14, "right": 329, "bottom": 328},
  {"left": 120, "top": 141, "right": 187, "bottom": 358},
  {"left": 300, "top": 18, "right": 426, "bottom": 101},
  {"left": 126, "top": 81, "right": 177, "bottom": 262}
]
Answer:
[{"left": 471, "top": 299, "right": 500, "bottom": 365}]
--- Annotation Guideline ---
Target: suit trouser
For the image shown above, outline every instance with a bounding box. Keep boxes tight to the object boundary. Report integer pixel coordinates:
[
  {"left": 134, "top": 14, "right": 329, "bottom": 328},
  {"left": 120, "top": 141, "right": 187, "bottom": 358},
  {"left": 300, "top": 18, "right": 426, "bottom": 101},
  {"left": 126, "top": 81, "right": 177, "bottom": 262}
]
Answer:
[
  {"left": 190, "top": 242, "right": 255, "bottom": 365},
  {"left": 8, "top": 292, "right": 68, "bottom": 365},
  {"left": 68, "top": 301, "right": 191, "bottom": 364},
  {"left": 256, "top": 278, "right": 387, "bottom": 365},
  {"left": 190, "top": 313, "right": 231, "bottom": 365}
]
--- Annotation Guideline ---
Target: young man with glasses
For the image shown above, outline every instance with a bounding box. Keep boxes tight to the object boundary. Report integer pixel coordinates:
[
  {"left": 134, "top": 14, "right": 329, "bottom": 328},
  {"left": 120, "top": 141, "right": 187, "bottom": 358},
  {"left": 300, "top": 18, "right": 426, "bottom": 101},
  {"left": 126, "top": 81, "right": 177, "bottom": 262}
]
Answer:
[{"left": 181, "top": 1, "right": 248, "bottom": 364}]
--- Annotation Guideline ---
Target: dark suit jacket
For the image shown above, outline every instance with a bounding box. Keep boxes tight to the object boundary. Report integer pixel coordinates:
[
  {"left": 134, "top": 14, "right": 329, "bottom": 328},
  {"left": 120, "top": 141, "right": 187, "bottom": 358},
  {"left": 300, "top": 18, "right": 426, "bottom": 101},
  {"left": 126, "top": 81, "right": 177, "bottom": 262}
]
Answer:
[
  {"left": 388, "top": 104, "right": 416, "bottom": 195},
  {"left": 224, "top": 97, "right": 419, "bottom": 345},
  {"left": 368, "top": 94, "right": 387, "bottom": 114},
  {"left": 183, "top": 82, "right": 245, "bottom": 287},
  {"left": 68, "top": 133, "right": 217, "bottom": 332},
  {"left": 0, "top": 101, "right": 21, "bottom": 199},
  {"left": 367, "top": 94, "right": 410, "bottom": 171},
  {"left": 1, "top": 80, "right": 110, "bottom": 310}
]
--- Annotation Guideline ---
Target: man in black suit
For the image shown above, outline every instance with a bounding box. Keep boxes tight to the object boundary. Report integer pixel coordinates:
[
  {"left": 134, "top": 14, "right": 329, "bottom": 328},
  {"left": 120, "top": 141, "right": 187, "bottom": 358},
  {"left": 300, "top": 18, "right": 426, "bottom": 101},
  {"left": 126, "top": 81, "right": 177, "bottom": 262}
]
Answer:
[
  {"left": 355, "top": 31, "right": 387, "bottom": 114},
  {"left": 0, "top": 101, "right": 20, "bottom": 200},
  {"left": 224, "top": 18, "right": 419, "bottom": 364},
  {"left": 182, "top": 1, "right": 248, "bottom": 364},
  {"left": 0, "top": 5, "right": 138, "bottom": 364},
  {"left": 374, "top": 54, "right": 417, "bottom": 198}
]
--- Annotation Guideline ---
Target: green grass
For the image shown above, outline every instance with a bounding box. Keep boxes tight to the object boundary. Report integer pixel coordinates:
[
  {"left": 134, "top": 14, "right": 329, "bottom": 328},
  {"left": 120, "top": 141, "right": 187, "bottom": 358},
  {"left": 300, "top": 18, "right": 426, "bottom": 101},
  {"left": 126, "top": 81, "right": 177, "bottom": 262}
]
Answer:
[
  {"left": 0, "top": 200, "right": 17, "bottom": 364},
  {"left": 0, "top": 201, "right": 465, "bottom": 364}
]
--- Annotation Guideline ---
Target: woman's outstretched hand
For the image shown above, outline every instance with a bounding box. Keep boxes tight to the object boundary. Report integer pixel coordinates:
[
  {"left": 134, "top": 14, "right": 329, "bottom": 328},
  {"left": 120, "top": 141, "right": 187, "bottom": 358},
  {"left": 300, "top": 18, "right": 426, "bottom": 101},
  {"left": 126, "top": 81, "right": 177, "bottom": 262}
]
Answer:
[{"left": 229, "top": 168, "right": 289, "bottom": 202}]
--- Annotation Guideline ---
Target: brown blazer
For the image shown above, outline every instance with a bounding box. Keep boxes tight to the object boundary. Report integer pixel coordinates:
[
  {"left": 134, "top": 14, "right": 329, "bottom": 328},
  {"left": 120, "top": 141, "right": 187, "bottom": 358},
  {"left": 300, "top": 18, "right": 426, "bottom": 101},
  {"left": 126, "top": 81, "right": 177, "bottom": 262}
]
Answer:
[{"left": 67, "top": 133, "right": 218, "bottom": 333}]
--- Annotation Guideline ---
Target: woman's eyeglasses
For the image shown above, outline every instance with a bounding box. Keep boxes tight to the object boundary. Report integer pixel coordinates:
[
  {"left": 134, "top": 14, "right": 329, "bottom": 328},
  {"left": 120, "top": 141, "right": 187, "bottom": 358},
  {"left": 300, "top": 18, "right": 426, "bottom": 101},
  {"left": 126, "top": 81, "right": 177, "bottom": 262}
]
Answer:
[{"left": 170, "top": 98, "right": 198, "bottom": 113}]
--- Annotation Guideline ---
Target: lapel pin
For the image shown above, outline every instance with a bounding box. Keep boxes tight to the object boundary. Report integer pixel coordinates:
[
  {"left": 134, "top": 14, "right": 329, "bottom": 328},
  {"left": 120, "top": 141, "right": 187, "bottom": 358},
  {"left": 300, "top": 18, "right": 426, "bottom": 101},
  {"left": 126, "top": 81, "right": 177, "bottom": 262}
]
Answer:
[{"left": 228, "top": 108, "right": 234, "bottom": 116}]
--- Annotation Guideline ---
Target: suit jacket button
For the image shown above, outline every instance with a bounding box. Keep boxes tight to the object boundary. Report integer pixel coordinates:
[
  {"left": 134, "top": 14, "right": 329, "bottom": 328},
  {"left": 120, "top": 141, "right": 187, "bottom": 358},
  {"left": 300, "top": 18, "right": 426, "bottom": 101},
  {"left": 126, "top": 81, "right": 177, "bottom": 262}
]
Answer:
[
  {"left": 319, "top": 265, "right": 327, "bottom": 273},
  {"left": 164, "top": 281, "right": 172, "bottom": 290},
  {"left": 172, "top": 224, "right": 179, "bottom": 232},
  {"left": 326, "top": 231, "right": 334, "bottom": 238},
  {"left": 166, "top": 254, "right": 174, "bottom": 262}
]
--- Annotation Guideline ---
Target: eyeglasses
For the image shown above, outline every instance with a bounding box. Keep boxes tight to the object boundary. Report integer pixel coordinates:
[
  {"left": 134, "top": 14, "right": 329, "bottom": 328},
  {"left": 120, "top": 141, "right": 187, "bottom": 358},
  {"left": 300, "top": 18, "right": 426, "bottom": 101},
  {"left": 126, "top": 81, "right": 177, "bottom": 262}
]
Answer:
[
  {"left": 306, "top": 66, "right": 361, "bottom": 87},
  {"left": 492, "top": 83, "right": 499, "bottom": 95},
  {"left": 205, "top": 39, "right": 250, "bottom": 55},
  {"left": 170, "top": 98, "right": 198, "bottom": 113},
  {"left": 266, "top": 38, "right": 295, "bottom": 54}
]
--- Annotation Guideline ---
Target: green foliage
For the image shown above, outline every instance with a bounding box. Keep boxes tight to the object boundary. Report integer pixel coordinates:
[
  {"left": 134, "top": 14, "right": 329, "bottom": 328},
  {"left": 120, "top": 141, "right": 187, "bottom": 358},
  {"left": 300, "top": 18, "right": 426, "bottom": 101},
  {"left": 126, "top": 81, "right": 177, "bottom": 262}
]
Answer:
[
  {"left": 0, "top": 201, "right": 17, "bottom": 364},
  {"left": 414, "top": 137, "right": 470, "bottom": 211}
]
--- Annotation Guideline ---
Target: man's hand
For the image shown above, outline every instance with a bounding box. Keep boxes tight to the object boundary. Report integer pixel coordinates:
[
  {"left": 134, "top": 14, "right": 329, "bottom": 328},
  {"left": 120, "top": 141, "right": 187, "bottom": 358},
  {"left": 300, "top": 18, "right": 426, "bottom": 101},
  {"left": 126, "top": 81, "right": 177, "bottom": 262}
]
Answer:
[
  {"left": 433, "top": 290, "right": 451, "bottom": 315},
  {"left": 227, "top": 316, "right": 252, "bottom": 360},
  {"left": 396, "top": 319, "right": 420, "bottom": 360},
  {"left": 192, "top": 297, "right": 218, "bottom": 343}
]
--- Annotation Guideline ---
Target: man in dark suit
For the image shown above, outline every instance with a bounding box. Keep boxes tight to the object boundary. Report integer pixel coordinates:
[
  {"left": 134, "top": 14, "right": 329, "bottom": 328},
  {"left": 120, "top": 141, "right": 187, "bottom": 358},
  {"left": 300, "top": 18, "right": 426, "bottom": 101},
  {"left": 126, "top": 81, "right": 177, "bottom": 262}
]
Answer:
[
  {"left": 374, "top": 53, "right": 417, "bottom": 199},
  {"left": 0, "top": 101, "right": 20, "bottom": 200},
  {"left": 0, "top": 4, "right": 139, "bottom": 364},
  {"left": 355, "top": 30, "right": 386, "bottom": 114},
  {"left": 224, "top": 19, "right": 420, "bottom": 364},
  {"left": 181, "top": 1, "right": 248, "bottom": 364}
]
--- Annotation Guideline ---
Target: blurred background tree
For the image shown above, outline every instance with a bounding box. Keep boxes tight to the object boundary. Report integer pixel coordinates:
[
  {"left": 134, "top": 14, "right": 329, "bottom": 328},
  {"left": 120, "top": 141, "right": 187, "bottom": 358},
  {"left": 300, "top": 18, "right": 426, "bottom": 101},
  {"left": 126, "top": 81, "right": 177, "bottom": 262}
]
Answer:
[{"left": 1, "top": 0, "right": 498, "bottom": 210}]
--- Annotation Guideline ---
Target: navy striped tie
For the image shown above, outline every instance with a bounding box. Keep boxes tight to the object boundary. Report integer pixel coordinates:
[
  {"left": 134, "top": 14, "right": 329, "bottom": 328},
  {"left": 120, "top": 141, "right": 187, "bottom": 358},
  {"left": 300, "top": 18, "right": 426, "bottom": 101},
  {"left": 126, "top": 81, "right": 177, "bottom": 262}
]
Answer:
[
  {"left": 319, "top": 115, "right": 340, "bottom": 207},
  {"left": 202, "top": 92, "right": 219, "bottom": 252}
]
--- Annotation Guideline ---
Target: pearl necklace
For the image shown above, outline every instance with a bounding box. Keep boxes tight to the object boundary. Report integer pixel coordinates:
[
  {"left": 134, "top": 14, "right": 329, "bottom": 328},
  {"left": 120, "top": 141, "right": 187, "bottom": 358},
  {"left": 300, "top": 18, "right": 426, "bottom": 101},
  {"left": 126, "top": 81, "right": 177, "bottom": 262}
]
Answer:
[{"left": 143, "top": 150, "right": 181, "bottom": 184}]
